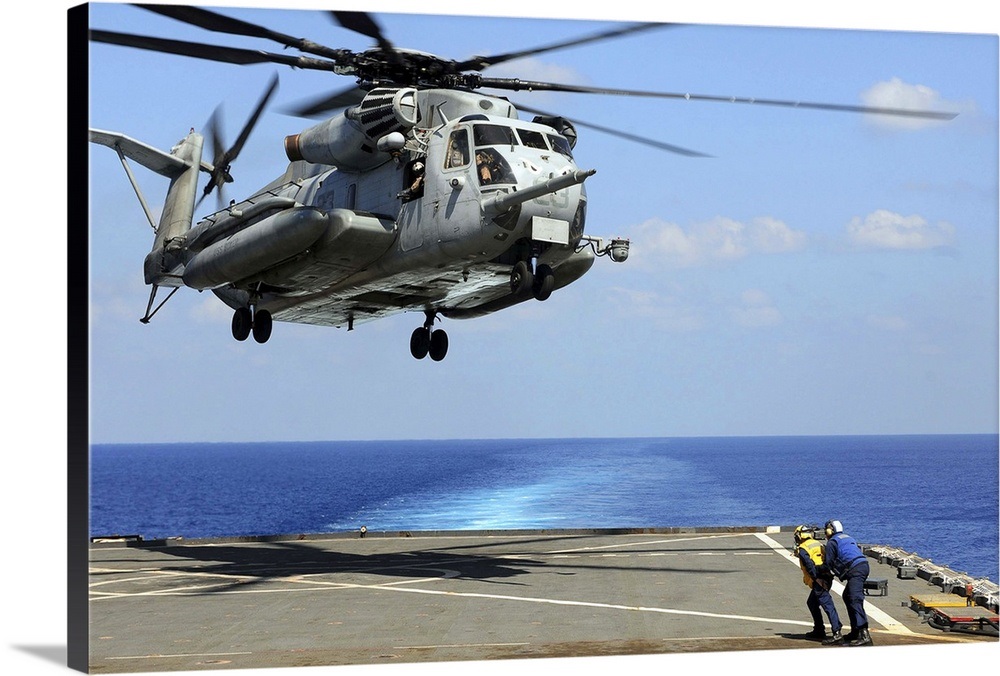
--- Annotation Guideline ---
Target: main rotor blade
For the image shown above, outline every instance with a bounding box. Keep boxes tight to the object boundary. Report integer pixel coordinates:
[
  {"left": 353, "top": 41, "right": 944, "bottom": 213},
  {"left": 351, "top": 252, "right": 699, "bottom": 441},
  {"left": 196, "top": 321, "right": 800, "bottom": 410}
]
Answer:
[
  {"left": 285, "top": 85, "right": 368, "bottom": 118},
  {"left": 480, "top": 77, "right": 959, "bottom": 120},
  {"left": 137, "top": 4, "right": 299, "bottom": 44},
  {"left": 330, "top": 10, "right": 405, "bottom": 70},
  {"left": 515, "top": 102, "right": 711, "bottom": 158},
  {"left": 331, "top": 11, "right": 396, "bottom": 55},
  {"left": 136, "top": 3, "right": 350, "bottom": 62},
  {"left": 455, "top": 22, "right": 667, "bottom": 71},
  {"left": 89, "top": 29, "right": 342, "bottom": 71}
]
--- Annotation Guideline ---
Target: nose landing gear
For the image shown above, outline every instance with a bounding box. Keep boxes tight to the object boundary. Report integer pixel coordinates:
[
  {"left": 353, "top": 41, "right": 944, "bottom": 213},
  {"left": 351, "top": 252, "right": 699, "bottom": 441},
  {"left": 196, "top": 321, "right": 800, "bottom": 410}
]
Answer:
[
  {"left": 511, "top": 260, "right": 533, "bottom": 295},
  {"left": 533, "top": 263, "right": 554, "bottom": 301},
  {"left": 510, "top": 260, "right": 555, "bottom": 301},
  {"left": 410, "top": 311, "right": 449, "bottom": 361}
]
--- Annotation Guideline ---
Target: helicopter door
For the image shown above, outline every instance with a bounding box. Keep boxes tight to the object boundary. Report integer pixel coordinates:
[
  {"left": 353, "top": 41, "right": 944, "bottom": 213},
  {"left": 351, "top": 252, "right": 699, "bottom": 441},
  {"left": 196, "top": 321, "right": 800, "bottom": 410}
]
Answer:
[{"left": 426, "top": 126, "right": 481, "bottom": 246}]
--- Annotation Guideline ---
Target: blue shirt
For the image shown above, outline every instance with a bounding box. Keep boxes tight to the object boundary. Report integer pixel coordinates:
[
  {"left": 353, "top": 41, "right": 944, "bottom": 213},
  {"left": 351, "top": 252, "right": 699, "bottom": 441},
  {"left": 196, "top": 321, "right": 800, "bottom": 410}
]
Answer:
[{"left": 825, "top": 532, "right": 866, "bottom": 578}]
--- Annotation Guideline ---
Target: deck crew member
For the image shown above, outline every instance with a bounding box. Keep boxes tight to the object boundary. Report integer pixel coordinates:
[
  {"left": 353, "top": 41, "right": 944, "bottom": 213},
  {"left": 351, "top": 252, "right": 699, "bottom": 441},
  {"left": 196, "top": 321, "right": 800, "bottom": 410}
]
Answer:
[
  {"left": 794, "top": 525, "right": 843, "bottom": 643},
  {"left": 824, "top": 519, "right": 873, "bottom": 647},
  {"left": 398, "top": 160, "right": 425, "bottom": 200}
]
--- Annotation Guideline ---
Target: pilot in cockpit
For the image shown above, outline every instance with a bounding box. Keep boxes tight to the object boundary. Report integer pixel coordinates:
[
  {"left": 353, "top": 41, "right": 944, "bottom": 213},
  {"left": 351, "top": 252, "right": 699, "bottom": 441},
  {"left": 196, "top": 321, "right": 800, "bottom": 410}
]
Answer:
[{"left": 475, "top": 150, "right": 502, "bottom": 185}]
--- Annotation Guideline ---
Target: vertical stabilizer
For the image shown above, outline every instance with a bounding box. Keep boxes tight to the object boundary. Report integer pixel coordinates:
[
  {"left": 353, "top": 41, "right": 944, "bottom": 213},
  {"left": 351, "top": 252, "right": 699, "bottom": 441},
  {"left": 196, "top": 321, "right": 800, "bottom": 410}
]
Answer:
[{"left": 144, "top": 131, "right": 204, "bottom": 285}]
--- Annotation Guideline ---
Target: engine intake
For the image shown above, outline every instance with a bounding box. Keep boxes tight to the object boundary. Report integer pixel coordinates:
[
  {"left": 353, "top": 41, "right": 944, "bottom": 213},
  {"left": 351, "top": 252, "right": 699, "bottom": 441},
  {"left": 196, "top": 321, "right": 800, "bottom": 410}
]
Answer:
[{"left": 284, "top": 88, "right": 418, "bottom": 169}]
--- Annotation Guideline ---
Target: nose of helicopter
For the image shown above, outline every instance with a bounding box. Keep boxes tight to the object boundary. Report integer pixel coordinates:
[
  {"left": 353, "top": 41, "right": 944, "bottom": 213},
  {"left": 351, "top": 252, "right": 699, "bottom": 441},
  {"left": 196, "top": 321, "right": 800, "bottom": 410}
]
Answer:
[
  {"left": 478, "top": 162, "right": 594, "bottom": 250},
  {"left": 482, "top": 168, "right": 595, "bottom": 216}
]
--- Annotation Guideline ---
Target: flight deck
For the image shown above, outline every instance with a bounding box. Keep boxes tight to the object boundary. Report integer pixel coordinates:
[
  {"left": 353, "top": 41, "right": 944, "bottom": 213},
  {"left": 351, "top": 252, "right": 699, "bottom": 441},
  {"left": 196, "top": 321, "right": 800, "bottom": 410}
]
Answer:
[{"left": 88, "top": 527, "right": 997, "bottom": 672}]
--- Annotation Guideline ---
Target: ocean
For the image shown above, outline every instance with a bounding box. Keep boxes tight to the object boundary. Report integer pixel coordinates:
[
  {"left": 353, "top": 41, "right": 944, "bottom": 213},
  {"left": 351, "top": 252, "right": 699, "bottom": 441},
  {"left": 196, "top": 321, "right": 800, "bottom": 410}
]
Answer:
[{"left": 90, "top": 434, "right": 999, "bottom": 581}]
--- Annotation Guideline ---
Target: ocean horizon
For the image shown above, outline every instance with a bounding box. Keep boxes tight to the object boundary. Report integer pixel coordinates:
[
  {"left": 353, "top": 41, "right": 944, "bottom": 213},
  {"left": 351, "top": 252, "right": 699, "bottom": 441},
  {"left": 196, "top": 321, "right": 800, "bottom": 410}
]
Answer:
[{"left": 90, "top": 433, "right": 999, "bottom": 582}]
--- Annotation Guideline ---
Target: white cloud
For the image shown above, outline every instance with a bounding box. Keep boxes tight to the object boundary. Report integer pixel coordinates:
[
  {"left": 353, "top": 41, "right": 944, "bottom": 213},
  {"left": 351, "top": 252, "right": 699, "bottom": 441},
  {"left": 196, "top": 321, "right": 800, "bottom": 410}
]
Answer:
[
  {"left": 483, "top": 57, "right": 586, "bottom": 86},
  {"left": 191, "top": 294, "right": 233, "bottom": 324},
  {"left": 627, "top": 216, "right": 807, "bottom": 268},
  {"left": 90, "top": 276, "right": 149, "bottom": 326},
  {"left": 730, "top": 289, "right": 782, "bottom": 328},
  {"left": 861, "top": 77, "right": 958, "bottom": 131},
  {"left": 607, "top": 286, "right": 704, "bottom": 332},
  {"left": 608, "top": 284, "right": 783, "bottom": 331},
  {"left": 746, "top": 216, "right": 809, "bottom": 254},
  {"left": 846, "top": 209, "right": 955, "bottom": 250}
]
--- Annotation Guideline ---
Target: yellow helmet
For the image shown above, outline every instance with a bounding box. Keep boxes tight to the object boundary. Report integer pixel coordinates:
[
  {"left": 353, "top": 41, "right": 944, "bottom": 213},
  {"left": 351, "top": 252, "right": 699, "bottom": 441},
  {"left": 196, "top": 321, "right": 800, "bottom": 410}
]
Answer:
[{"left": 794, "top": 525, "right": 815, "bottom": 544}]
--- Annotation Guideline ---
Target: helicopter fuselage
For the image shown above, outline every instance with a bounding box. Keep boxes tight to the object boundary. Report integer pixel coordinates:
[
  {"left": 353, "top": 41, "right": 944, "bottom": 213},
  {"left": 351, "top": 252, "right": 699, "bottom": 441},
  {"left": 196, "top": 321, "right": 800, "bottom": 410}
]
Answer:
[
  {"left": 97, "top": 85, "right": 626, "bottom": 358},
  {"left": 185, "top": 95, "right": 598, "bottom": 332}
]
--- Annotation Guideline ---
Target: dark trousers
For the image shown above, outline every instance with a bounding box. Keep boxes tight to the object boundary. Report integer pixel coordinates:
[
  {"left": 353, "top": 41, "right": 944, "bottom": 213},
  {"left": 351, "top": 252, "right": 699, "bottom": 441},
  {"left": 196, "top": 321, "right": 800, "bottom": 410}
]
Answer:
[
  {"left": 841, "top": 559, "right": 870, "bottom": 631},
  {"left": 807, "top": 583, "right": 842, "bottom": 633}
]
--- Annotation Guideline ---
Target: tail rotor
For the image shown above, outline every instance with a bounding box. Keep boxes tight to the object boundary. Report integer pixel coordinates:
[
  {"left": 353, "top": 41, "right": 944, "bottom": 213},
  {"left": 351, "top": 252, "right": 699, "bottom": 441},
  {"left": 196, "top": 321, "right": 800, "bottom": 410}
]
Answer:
[{"left": 199, "top": 72, "right": 279, "bottom": 209}]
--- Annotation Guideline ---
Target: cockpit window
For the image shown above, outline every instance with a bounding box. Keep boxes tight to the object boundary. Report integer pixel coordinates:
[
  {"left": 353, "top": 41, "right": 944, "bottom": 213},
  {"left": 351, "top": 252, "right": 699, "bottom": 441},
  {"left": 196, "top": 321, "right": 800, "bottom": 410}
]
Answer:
[
  {"left": 474, "top": 124, "right": 518, "bottom": 148},
  {"left": 444, "top": 129, "right": 470, "bottom": 168},
  {"left": 516, "top": 129, "right": 549, "bottom": 150},
  {"left": 475, "top": 148, "right": 515, "bottom": 186},
  {"left": 547, "top": 134, "right": 573, "bottom": 159}
]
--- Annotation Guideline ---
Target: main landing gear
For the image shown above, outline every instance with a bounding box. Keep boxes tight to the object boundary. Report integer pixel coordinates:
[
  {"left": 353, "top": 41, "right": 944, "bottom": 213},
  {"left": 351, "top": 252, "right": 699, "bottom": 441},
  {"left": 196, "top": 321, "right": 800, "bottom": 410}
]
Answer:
[
  {"left": 407, "top": 261, "right": 554, "bottom": 361},
  {"left": 511, "top": 260, "right": 555, "bottom": 301},
  {"left": 410, "top": 311, "right": 448, "bottom": 361},
  {"left": 231, "top": 305, "right": 272, "bottom": 344}
]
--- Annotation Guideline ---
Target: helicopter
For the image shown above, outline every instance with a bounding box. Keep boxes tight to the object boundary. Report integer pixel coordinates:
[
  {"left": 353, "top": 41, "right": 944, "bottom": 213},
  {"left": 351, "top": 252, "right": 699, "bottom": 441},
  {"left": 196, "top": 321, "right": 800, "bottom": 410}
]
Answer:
[{"left": 88, "top": 4, "right": 956, "bottom": 362}]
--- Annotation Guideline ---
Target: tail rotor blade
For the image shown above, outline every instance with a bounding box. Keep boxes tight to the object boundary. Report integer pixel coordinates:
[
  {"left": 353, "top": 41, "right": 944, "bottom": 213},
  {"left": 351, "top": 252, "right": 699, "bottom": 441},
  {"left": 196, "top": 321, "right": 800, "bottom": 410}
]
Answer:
[
  {"left": 229, "top": 73, "right": 280, "bottom": 161},
  {"left": 200, "top": 74, "right": 279, "bottom": 206}
]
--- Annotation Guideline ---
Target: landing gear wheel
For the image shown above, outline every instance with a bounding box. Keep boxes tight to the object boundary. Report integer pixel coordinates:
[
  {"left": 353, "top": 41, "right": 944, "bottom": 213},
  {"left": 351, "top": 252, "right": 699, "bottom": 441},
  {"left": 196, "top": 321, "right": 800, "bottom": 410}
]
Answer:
[
  {"left": 232, "top": 307, "right": 252, "bottom": 341},
  {"left": 252, "top": 309, "right": 272, "bottom": 344},
  {"left": 533, "top": 264, "right": 555, "bottom": 301},
  {"left": 429, "top": 329, "right": 449, "bottom": 361},
  {"left": 410, "top": 326, "right": 431, "bottom": 359},
  {"left": 510, "top": 260, "right": 534, "bottom": 295}
]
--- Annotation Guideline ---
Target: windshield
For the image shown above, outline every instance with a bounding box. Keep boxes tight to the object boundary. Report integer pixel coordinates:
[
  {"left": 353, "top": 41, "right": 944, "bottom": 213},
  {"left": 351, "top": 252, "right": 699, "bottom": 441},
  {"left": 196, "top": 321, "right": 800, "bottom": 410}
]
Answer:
[
  {"left": 470, "top": 124, "right": 519, "bottom": 185},
  {"left": 468, "top": 123, "right": 573, "bottom": 185},
  {"left": 474, "top": 148, "right": 515, "bottom": 186},
  {"left": 546, "top": 134, "right": 573, "bottom": 159},
  {"left": 474, "top": 124, "right": 517, "bottom": 147},
  {"left": 516, "top": 129, "right": 548, "bottom": 150}
]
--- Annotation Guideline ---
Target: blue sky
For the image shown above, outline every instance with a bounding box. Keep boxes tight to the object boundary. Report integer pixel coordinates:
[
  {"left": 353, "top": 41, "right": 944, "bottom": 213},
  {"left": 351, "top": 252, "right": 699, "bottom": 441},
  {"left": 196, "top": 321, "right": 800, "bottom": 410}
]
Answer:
[
  {"left": 1, "top": 3, "right": 996, "bottom": 676},
  {"left": 83, "top": 1, "right": 998, "bottom": 443}
]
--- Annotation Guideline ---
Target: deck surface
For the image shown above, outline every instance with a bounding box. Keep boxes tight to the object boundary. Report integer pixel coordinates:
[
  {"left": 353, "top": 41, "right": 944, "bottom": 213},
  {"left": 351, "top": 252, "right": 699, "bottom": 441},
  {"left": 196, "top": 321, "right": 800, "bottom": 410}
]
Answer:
[{"left": 88, "top": 528, "right": 997, "bottom": 672}]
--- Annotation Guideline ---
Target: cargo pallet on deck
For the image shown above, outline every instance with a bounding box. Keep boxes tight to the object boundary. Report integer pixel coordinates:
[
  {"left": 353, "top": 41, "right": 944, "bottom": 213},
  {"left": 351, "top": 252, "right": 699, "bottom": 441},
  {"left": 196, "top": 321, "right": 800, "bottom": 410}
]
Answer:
[
  {"left": 909, "top": 593, "right": 973, "bottom": 616},
  {"left": 926, "top": 606, "right": 999, "bottom": 636}
]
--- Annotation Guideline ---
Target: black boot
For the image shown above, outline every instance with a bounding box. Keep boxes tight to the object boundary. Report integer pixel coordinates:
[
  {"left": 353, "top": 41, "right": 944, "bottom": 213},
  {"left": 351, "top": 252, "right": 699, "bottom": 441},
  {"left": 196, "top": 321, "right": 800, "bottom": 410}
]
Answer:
[
  {"left": 821, "top": 630, "right": 843, "bottom": 645},
  {"left": 804, "top": 627, "right": 826, "bottom": 640},
  {"left": 847, "top": 627, "right": 873, "bottom": 646}
]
